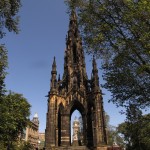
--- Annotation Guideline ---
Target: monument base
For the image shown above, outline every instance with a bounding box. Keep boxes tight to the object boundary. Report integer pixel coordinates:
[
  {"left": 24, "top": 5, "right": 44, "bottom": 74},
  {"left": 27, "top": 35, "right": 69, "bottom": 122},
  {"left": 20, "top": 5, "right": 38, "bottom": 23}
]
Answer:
[
  {"left": 72, "top": 140, "right": 80, "bottom": 146},
  {"left": 45, "top": 145, "right": 110, "bottom": 150},
  {"left": 96, "top": 146, "right": 108, "bottom": 150}
]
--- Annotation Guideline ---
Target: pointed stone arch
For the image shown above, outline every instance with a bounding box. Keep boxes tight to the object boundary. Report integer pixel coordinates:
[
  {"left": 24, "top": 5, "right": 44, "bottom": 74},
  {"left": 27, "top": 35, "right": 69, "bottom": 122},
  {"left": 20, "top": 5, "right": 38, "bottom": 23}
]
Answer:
[
  {"left": 68, "top": 99, "right": 86, "bottom": 115},
  {"left": 68, "top": 100, "right": 86, "bottom": 146}
]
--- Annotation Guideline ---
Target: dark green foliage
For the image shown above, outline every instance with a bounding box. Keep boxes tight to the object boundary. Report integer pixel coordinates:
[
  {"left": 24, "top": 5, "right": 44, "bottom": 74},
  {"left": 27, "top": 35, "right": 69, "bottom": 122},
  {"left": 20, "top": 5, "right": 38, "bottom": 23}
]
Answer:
[
  {"left": 0, "top": 1, "right": 32, "bottom": 149},
  {"left": 0, "top": 0, "right": 21, "bottom": 39},
  {"left": 0, "top": 0, "right": 21, "bottom": 97},
  {"left": 0, "top": 45, "right": 7, "bottom": 96},
  {"left": 65, "top": 0, "right": 150, "bottom": 110},
  {"left": 0, "top": 141, "right": 34, "bottom": 150},
  {"left": 0, "top": 92, "right": 31, "bottom": 147},
  {"left": 0, "top": 141, "right": 6, "bottom": 150},
  {"left": 118, "top": 108, "right": 150, "bottom": 150},
  {"left": 18, "top": 141, "right": 34, "bottom": 150}
]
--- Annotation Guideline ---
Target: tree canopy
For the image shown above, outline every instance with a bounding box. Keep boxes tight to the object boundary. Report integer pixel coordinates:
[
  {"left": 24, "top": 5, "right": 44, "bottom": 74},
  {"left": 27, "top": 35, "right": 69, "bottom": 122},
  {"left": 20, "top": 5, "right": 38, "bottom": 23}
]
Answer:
[
  {"left": 65, "top": 0, "right": 150, "bottom": 110},
  {"left": 0, "top": 0, "right": 21, "bottom": 39},
  {"left": 0, "top": 141, "right": 34, "bottom": 150},
  {"left": 0, "top": 92, "right": 31, "bottom": 148},
  {"left": 0, "top": 1, "right": 32, "bottom": 149},
  {"left": 0, "top": 0, "right": 21, "bottom": 97},
  {"left": 0, "top": 45, "right": 7, "bottom": 96},
  {"left": 118, "top": 113, "right": 150, "bottom": 150}
]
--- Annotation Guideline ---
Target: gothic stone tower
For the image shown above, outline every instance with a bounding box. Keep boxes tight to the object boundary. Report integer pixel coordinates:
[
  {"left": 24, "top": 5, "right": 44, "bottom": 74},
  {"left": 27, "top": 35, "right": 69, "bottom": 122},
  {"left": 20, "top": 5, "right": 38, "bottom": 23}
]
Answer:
[{"left": 45, "top": 10, "right": 107, "bottom": 150}]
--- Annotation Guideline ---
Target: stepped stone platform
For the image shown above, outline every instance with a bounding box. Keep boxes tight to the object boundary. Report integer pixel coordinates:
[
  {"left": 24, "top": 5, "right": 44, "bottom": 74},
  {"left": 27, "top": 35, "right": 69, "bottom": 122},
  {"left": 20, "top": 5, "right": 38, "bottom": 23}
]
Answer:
[
  {"left": 46, "top": 146, "right": 108, "bottom": 150},
  {"left": 52, "top": 146, "right": 87, "bottom": 150}
]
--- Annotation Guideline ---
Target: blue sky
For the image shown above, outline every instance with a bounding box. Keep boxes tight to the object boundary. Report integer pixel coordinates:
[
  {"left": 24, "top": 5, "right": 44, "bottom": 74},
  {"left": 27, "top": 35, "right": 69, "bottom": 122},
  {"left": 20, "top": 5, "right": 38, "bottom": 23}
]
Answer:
[{"left": 2, "top": 0, "right": 126, "bottom": 132}]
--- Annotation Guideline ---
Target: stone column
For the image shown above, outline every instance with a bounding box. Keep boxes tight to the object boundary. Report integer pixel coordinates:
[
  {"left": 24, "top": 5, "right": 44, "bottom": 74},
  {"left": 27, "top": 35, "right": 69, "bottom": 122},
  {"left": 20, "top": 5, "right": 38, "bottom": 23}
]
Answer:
[
  {"left": 94, "top": 94, "right": 107, "bottom": 146},
  {"left": 82, "top": 114, "right": 86, "bottom": 146},
  {"left": 61, "top": 114, "right": 70, "bottom": 146},
  {"left": 45, "top": 101, "right": 56, "bottom": 149},
  {"left": 86, "top": 106, "right": 93, "bottom": 147}
]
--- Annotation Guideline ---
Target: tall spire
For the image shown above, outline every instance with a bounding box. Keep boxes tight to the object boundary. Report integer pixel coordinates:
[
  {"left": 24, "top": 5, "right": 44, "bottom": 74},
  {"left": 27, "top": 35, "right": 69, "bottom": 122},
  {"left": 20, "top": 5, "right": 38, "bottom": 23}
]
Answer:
[
  {"left": 70, "top": 8, "right": 77, "bottom": 23},
  {"left": 65, "top": 9, "right": 84, "bottom": 66},
  {"left": 63, "top": 9, "right": 87, "bottom": 91},
  {"left": 50, "top": 57, "right": 57, "bottom": 92},
  {"left": 92, "top": 56, "right": 98, "bottom": 73},
  {"left": 92, "top": 56, "right": 100, "bottom": 91},
  {"left": 52, "top": 56, "right": 56, "bottom": 73}
]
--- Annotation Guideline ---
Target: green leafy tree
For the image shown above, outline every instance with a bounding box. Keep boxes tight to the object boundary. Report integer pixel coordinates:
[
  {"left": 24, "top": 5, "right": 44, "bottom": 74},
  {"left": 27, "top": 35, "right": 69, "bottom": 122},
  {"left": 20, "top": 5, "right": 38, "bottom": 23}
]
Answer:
[
  {"left": 0, "top": 141, "right": 34, "bottom": 150},
  {"left": 118, "top": 110, "right": 150, "bottom": 150},
  {"left": 65, "top": 0, "right": 150, "bottom": 110},
  {"left": 17, "top": 141, "right": 34, "bottom": 150},
  {"left": 0, "top": 141, "right": 6, "bottom": 150},
  {"left": 0, "top": 92, "right": 31, "bottom": 149},
  {"left": 0, "top": 0, "right": 21, "bottom": 38},
  {"left": 0, "top": 0, "right": 21, "bottom": 97},
  {"left": 0, "top": 45, "right": 7, "bottom": 96}
]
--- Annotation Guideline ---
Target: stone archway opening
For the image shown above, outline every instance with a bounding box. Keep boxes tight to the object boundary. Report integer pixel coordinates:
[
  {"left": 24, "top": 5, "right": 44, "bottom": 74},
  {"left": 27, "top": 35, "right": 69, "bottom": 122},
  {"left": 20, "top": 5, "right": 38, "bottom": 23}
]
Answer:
[
  {"left": 69, "top": 100, "right": 85, "bottom": 146},
  {"left": 71, "top": 110, "right": 83, "bottom": 146}
]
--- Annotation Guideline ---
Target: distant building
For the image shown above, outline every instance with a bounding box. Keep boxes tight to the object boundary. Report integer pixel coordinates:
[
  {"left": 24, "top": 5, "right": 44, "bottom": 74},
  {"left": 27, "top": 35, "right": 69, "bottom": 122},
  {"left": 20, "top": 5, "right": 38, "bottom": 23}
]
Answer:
[
  {"left": 39, "top": 133, "right": 45, "bottom": 149},
  {"left": 22, "top": 113, "right": 39, "bottom": 148}
]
